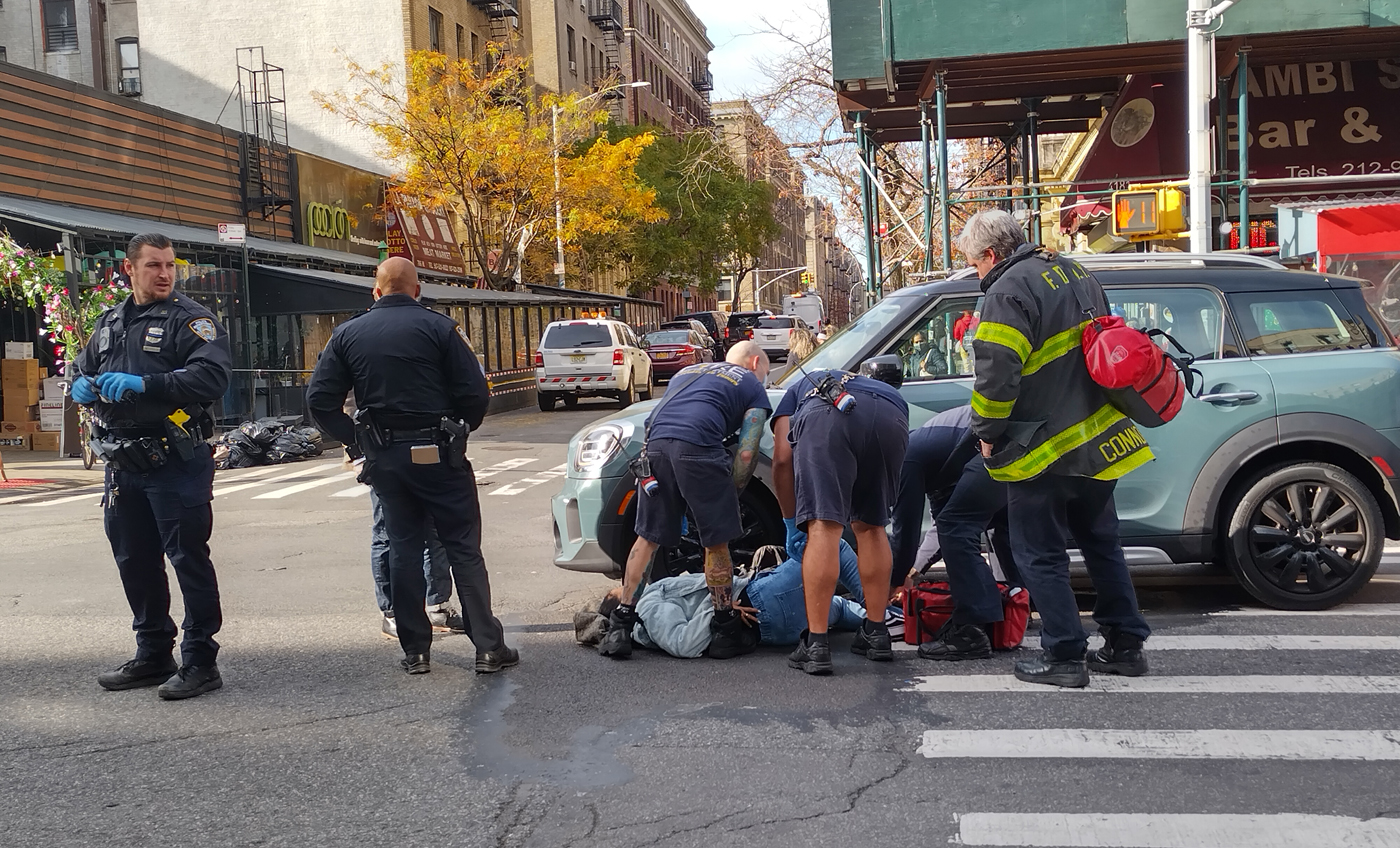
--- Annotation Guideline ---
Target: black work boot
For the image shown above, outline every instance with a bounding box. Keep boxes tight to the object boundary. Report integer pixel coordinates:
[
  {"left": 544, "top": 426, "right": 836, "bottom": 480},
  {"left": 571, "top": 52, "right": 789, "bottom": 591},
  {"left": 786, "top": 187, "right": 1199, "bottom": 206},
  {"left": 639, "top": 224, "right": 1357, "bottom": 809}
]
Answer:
[
  {"left": 475, "top": 646, "right": 520, "bottom": 674},
  {"left": 787, "top": 631, "right": 833, "bottom": 675},
  {"left": 918, "top": 622, "right": 992, "bottom": 661},
  {"left": 707, "top": 609, "right": 759, "bottom": 659},
  {"left": 1013, "top": 650, "right": 1089, "bottom": 688},
  {"left": 850, "top": 619, "right": 894, "bottom": 661},
  {"left": 98, "top": 655, "right": 178, "bottom": 691},
  {"left": 399, "top": 653, "right": 431, "bottom": 675},
  {"left": 597, "top": 606, "right": 638, "bottom": 659},
  {"left": 1089, "top": 630, "right": 1149, "bottom": 677},
  {"left": 157, "top": 664, "right": 223, "bottom": 699}
]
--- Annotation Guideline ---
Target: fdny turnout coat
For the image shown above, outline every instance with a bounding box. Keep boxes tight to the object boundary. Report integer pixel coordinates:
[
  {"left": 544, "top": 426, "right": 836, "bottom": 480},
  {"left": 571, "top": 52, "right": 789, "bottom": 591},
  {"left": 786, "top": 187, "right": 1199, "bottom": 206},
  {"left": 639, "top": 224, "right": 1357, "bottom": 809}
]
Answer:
[{"left": 969, "top": 245, "right": 1152, "bottom": 483}]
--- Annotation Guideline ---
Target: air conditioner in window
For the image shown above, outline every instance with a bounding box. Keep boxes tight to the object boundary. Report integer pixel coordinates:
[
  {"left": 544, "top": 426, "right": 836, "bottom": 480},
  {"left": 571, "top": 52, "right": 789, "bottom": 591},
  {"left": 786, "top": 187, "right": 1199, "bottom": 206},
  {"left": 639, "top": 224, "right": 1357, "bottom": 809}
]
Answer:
[
  {"left": 569, "top": 60, "right": 577, "bottom": 73},
  {"left": 118, "top": 76, "right": 142, "bottom": 96},
  {"left": 663, "top": 41, "right": 670, "bottom": 53}
]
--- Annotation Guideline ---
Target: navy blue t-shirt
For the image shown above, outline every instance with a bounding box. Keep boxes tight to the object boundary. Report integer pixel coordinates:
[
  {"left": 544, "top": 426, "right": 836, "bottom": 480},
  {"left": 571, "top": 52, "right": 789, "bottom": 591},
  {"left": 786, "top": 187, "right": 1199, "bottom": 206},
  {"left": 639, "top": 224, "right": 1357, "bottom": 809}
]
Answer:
[
  {"left": 647, "top": 363, "right": 772, "bottom": 448},
  {"left": 772, "top": 369, "right": 908, "bottom": 424}
]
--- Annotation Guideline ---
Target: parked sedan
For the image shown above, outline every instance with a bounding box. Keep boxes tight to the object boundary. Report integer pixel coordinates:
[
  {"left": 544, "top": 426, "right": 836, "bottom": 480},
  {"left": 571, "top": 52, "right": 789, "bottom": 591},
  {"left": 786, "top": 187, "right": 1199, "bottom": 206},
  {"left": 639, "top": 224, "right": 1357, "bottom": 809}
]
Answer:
[{"left": 644, "top": 329, "right": 714, "bottom": 381}]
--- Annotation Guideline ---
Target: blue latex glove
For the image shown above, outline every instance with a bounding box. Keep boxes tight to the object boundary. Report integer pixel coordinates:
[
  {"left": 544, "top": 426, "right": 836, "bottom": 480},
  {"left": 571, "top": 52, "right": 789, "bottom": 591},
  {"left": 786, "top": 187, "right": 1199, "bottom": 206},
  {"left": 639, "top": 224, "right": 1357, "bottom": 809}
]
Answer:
[
  {"left": 95, "top": 372, "right": 145, "bottom": 402},
  {"left": 70, "top": 376, "right": 98, "bottom": 404},
  {"left": 783, "top": 517, "right": 806, "bottom": 562}
]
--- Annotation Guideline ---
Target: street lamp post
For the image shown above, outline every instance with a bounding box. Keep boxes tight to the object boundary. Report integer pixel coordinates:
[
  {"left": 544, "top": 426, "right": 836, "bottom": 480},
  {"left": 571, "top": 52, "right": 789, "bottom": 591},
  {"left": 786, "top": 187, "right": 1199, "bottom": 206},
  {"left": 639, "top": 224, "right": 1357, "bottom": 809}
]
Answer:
[
  {"left": 1186, "top": 0, "right": 1240, "bottom": 252},
  {"left": 552, "top": 80, "right": 650, "bottom": 288}
]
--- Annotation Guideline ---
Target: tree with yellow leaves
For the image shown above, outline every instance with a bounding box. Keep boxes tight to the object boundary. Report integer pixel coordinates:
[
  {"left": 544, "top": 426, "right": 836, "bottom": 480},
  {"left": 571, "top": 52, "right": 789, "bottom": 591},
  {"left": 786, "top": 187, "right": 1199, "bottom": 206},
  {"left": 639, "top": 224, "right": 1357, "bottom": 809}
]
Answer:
[{"left": 321, "top": 49, "right": 663, "bottom": 290}]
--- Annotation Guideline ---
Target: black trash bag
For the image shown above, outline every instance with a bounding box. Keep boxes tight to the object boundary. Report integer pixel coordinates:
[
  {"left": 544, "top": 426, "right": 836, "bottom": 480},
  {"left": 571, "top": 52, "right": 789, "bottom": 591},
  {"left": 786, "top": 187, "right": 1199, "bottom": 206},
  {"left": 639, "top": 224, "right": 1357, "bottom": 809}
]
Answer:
[
  {"left": 224, "top": 429, "right": 265, "bottom": 456},
  {"left": 239, "top": 420, "right": 281, "bottom": 448},
  {"left": 224, "top": 444, "right": 258, "bottom": 468},
  {"left": 270, "top": 432, "right": 313, "bottom": 459},
  {"left": 294, "top": 426, "right": 324, "bottom": 457},
  {"left": 263, "top": 449, "right": 288, "bottom": 465}
]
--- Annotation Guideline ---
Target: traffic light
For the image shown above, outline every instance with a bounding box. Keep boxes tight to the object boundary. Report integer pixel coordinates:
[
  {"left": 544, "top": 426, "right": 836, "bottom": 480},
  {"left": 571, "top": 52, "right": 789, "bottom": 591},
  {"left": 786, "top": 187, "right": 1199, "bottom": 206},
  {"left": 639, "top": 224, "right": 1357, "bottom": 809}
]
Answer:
[
  {"left": 1111, "top": 185, "right": 1187, "bottom": 242},
  {"left": 799, "top": 270, "right": 813, "bottom": 288}
]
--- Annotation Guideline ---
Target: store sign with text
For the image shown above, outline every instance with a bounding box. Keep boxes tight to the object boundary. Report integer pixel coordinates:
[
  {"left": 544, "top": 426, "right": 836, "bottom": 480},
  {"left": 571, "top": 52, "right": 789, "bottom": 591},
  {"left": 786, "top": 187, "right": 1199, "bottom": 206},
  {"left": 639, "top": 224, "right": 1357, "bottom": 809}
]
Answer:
[
  {"left": 293, "top": 152, "right": 386, "bottom": 258},
  {"left": 385, "top": 202, "right": 467, "bottom": 276}
]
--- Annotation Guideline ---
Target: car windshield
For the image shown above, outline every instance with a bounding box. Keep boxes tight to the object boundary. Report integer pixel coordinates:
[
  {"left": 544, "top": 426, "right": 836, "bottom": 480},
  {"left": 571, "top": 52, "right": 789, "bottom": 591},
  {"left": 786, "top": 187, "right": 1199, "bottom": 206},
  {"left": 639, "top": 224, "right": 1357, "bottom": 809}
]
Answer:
[
  {"left": 542, "top": 324, "right": 611, "bottom": 348},
  {"left": 759, "top": 317, "right": 794, "bottom": 328},
  {"left": 646, "top": 331, "right": 690, "bottom": 345},
  {"left": 775, "top": 298, "right": 911, "bottom": 388}
]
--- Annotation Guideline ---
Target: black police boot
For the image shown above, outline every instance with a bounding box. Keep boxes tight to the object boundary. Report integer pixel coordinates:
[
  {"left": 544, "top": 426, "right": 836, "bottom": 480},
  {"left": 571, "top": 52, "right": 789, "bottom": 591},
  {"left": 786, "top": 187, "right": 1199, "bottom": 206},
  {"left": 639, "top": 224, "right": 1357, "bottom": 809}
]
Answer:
[
  {"left": 98, "top": 655, "right": 178, "bottom": 691},
  {"left": 597, "top": 606, "right": 638, "bottom": 659},
  {"left": 707, "top": 609, "right": 759, "bottom": 659},
  {"left": 400, "top": 653, "right": 431, "bottom": 675},
  {"left": 475, "top": 646, "right": 520, "bottom": 674},
  {"left": 787, "top": 631, "right": 834, "bottom": 675},
  {"left": 157, "top": 664, "right": 223, "bottom": 700},
  {"left": 918, "top": 622, "right": 992, "bottom": 661},
  {"left": 850, "top": 619, "right": 894, "bottom": 662},
  {"left": 1013, "top": 651, "right": 1089, "bottom": 688},
  {"left": 1089, "top": 629, "right": 1149, "bottom": 677}
]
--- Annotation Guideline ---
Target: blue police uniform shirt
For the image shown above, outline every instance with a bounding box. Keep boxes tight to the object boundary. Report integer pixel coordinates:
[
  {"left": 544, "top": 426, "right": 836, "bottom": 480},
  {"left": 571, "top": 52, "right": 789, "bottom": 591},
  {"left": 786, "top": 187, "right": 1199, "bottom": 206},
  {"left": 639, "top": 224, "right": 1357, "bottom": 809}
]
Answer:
[
  {"left": 647, "top": 363, "right": 771, "bottom": 448},
  {"left": 772, "top": 369, "right": 908, "bottom": 423}
]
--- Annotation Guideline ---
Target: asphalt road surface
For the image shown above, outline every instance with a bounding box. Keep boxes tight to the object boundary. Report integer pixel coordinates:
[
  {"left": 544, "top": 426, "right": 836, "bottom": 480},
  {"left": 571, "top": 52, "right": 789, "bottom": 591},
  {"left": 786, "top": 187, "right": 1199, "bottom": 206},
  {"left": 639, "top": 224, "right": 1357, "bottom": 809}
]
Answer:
[{"left": 5, "top": 400, "right": 1400, "bottom": 848}]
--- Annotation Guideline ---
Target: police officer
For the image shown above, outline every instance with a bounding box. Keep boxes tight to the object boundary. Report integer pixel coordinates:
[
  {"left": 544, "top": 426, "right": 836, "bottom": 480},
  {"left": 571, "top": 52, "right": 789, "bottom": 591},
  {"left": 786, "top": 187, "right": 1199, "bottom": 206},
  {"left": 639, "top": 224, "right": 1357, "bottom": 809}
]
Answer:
[
  {"left": 771, "top": 359, "right": 909, "bottom": 675},
  {"left": 306, "top": 257, "right": 516, "bottom": 676},
  {"left": 71, "top": 232, "right": 232, "bottom": 700},
  {"left": 962, "top": 209, "right": 1152, "bottom": 688}
]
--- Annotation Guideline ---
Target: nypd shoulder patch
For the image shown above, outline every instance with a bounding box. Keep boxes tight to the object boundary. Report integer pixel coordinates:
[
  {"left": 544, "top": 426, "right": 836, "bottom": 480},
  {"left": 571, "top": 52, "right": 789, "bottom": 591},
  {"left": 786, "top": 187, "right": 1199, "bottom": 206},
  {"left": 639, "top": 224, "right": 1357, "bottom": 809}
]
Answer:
[
  {"left": 456, "top": 324, "right": 475, "bottom": 351},
  {"left": 188, "top": 317, "right": 218, "bottom": 343}
]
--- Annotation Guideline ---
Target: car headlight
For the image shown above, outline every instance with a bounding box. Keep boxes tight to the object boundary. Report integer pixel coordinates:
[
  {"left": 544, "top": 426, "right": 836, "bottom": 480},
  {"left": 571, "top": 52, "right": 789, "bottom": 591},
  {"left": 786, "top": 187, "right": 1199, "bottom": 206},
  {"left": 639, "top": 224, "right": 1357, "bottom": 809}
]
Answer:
[{"left": 572, "top": 421, "right": 636, "bottom": 476}]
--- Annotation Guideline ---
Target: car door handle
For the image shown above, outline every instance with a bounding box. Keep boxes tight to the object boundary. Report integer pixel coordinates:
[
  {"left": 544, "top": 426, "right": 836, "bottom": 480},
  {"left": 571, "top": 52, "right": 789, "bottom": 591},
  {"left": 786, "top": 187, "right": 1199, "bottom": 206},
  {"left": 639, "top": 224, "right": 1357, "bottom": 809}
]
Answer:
[{"left": 1200, "top": 391, "right": 1260, "bottom": 405}]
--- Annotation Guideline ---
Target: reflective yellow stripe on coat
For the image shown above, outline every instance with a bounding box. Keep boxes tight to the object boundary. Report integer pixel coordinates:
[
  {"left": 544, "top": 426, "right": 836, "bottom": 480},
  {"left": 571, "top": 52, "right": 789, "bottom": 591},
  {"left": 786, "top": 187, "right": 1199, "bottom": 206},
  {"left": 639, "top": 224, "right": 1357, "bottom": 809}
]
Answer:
[{"left": 988, "top": 404, "right": 1152, "bottom": 482}]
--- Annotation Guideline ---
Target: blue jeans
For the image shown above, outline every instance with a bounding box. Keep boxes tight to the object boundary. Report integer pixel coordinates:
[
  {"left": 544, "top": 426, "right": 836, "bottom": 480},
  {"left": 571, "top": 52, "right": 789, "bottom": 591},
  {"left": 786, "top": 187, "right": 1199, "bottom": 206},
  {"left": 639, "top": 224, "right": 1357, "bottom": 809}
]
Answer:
[
  {"left": 745, "top": 522, "right": 866, "bottom": 645},
  {"left": 1008, "top": 475, "right": 1150, "bottom": 659},
  {"left": 370, "top": 489, "right": 452, "bottom": 613}
]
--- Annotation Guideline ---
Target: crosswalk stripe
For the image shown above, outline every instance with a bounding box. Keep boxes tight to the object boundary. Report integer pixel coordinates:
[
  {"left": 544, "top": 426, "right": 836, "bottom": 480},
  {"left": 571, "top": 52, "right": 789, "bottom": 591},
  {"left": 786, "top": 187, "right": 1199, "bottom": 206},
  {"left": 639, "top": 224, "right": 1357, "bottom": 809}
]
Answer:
[
  {"left": 915, "top": 729, "right": 1400, "bottom": 760},
  {"left": 216, "top": 464, "right": 302, "bottom": 481},
  {"left": 212, "top": 464, "right": 342, "bottom": 497},
  {"left": 902, "top": 675, "right": 1400, "bottom": 694},
  {"left": 488, "top": 464, "right": 568, "bottom": 496},
  {"left": 20, "top": 489, "right": 104, "bottom": 507},
  {"left": 954, "top": 812, "right": 1400, "bottom": 847},
  {"left": 1013, "top": 634, "right": 1400, "bottom": 651},
  {"left": 252, "top": 471, "right": 358, "bottom": 499},
  {"left": 330, "top": 485, "right": 372, "bottom": 498},
  {"left": 1214, "top": 603, "right": 1400, "bottom": 617},
  {"left": 0, "top": 486, "right": 103, "bottom": 506},
  {"left": 474, "top": 458, "right": 537, "bottom": 479}
]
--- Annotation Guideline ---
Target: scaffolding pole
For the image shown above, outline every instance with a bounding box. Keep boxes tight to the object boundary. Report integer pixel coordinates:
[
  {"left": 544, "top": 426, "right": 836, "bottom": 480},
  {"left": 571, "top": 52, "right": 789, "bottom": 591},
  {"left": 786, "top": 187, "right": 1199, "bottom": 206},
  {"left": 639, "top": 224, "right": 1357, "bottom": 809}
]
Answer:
[
  {"left": 920, "top": 100, "right": 934, "bottom": 273},
  {"left": 1237, "top": 47, "right": 1251, "bottom": 249},
  {"left": 854, "top": 115, "right": 879, "bottom": 303},
  {"left": 1026, "top": 97, "right": 1042, "bottom": 245},
  {"left": 936, "top": 71, "right": 952, "bottom": 270}
]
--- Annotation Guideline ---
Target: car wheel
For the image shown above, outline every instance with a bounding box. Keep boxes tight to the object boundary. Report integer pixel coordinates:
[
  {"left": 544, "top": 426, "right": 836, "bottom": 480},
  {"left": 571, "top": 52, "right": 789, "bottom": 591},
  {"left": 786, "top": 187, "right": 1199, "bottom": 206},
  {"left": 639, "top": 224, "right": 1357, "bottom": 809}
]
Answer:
[
  {"left": 639, "top": 369, "right": 654, "bottom": 401},
  {"left": 616, "top": 377, "right": 637, "bottom": 409},
  {"left": 537, "top": 392, "right": 557, "bottom": 412},
  {"left": 652, "top": 487, "right": 786, "bottom": 581},
  {"left": 562, "top": 395, "right": 578, "bottom": 409},
  {"left": 1224, "top": 462, "right": 1383, "bottom": 610}
]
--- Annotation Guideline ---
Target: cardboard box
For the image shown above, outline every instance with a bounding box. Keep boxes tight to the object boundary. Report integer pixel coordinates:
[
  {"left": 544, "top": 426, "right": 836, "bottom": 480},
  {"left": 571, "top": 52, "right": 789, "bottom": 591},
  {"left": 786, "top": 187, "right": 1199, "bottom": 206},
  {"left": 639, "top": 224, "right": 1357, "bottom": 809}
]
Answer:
[
  {"left": 2, "top": 400, "right": 38, "bottom": 422},
  {"left": 2, "top": 357, "right": 42, "bottom": 389},
  {"left": 39, "top": 399, "right": 64, "bottom": 431},
  {"left": 0, "top": 420, "right": 42, "bottom": 435},
  {"left": 0, "top": 434, "right": 30, "bottom": 451},
  {"left": 4, "top": 341, "right": 35, "bottom": 360},
  {"left": 3, "top": 384, "right": 40, "bottom": 406},
  {"left": 41, "top": 376, "right": 64, "bottom": 400},
  {"left": 30, "top": 431, "right": 60, "bottom": 452}
]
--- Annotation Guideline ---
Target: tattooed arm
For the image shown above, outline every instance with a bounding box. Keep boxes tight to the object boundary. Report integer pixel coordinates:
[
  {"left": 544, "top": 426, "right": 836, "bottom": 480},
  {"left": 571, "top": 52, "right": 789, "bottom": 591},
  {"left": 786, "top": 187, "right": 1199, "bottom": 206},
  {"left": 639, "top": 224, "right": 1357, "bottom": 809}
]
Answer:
[{"left": 732, "top": 407, "right": 770, "bottom": 491}]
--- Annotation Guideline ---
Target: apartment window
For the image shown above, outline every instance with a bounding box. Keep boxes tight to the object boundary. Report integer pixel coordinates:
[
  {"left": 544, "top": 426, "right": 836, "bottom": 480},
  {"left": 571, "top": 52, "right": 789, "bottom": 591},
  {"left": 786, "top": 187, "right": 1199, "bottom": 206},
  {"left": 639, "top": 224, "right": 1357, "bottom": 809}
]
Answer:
[
  {"left": 456, "top": 24, "right": 465, "bottom": 59},
  {"left": 0, "top": 47, "right": 6, "bottom": 63},
  {"left": 470, "top": 32, "right": 480, "bottom": 64},
  {"left": 43, "top": 0, "right": 78, "bottom": 53},
  {"left": 566, "top": 25, "right": 576, "bottom": 72},
  {"left": 428, "top": 6, "right": 443, "bottom": 53},
  {"left": 116, "top": 37, "right": 140, "bottom": 96}
]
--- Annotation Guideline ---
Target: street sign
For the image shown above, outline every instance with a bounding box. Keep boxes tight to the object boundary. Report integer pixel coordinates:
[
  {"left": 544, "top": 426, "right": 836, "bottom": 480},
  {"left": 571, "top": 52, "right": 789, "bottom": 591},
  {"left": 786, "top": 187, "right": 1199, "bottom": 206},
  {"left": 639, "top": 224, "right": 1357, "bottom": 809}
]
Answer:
[
  {"left": 217, "top": 223, "right": 247, "bottom": 244},
  {"left": 1111, "top": 186, "right": 1188, "bottom": 241}
]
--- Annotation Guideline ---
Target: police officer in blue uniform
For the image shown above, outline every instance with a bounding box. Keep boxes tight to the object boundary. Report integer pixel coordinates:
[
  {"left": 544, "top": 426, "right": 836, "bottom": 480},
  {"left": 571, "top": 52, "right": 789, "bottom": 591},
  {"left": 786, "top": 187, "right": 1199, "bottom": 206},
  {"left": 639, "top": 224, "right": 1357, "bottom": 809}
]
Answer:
[
  {"left": 306, "top": 257, "right": 516, "bottom": 676},
  {"left": 71, "top": 233, "right": 232, "bottom": 700}
]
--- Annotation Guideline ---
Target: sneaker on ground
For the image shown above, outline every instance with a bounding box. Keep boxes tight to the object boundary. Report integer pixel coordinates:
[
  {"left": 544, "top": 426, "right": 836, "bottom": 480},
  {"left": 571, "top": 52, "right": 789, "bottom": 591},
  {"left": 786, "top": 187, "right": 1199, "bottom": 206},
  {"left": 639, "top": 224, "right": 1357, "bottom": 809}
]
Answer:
[
  {"left": 157, "top": 664, "right": 223, "bottom": 700},
  {"left": 597, "top": 607, "right": 637, "bottom": 659},
  {"left": 97, "top": 655, "right": 179, "bottom": 691},
  {"left": 1088, "top": 631, "right": 1149, "bottom": 676},
  {"left": 381, "top": 613, "right": 398, "bottom": 640},
  {"left": 917, "top": 622, "right": 992, "bottom": 661},
  {"left": 883, "top": 605, "right": 905, "bottom": 640},
  {"left": 788, "top": 632, "right": 834, "bottom": 675},
  {"left": 707, "top": 608, "right": 759, "bottom": 659},
  {"left": 427, "top": 603, "right": 466, "bottom": 633},
  {"left": 1013, "top": 651, "right": 1089, "bottom": 688},
  {"left": 851, "top": 620, "right": 894, "bottom": 661}
]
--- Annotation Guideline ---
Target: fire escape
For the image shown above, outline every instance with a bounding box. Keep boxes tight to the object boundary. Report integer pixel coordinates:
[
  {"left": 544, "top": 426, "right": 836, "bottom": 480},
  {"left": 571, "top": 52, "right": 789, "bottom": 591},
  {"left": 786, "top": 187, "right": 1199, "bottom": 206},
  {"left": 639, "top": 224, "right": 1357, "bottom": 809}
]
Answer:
[
  {"left": 468, "top": 0, "right": 521, "bottom": 48},
  {"left": 587, "top": 0, "right": 625, "bottom": 121},
  {"left": 236, "top": 47, "right": 292, "bottom": 240},
  {"left": 690, "top": 65, "right": 713, "bottom": 125}
]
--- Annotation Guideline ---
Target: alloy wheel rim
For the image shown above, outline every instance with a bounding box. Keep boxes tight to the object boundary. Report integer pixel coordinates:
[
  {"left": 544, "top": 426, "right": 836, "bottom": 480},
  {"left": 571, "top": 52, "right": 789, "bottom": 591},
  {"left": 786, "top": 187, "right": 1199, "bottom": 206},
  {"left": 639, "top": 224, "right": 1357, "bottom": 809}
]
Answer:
[{"left": 1247, "top": 480, "right": 1367, "bottom": 594}]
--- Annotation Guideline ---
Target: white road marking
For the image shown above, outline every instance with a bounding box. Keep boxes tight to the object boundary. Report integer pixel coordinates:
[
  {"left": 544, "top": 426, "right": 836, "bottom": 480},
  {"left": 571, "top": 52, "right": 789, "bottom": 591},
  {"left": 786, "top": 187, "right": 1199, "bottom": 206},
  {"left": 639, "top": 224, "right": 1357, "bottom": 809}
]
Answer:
[
  {"left": 19, "top": 489, "right": 105, "bottom": 507},
  {"left": 212, "top": 463, "right": 342, "bottom": 497},
  {"left": 330, "top": 485, "right": 372, "bottom": 498},
  {"left": 252, "top": 471, "right": 358, "bottom": 499},
  {"left": 488, "top": 464, "right": 568, "bottom": 496},
  {"left": 474, "top": 457, "right": 537, "bottom": 479},
  {"left": 0, "top": 487, "right": 103, "bottom": 506},
  {"left": 916, "top": 729, "right": 1400, "bottom": 760},
  {"left": 954, "top": 812, "right": 1400, "bottom": 847},
  {"left": 1016, "top": 634, "right": 1400, "bottom": 651},
  {"left": 902, "top": 675, "right": 1400, "bottom": 694},
  {"left": 215, "top": 464, "right": 298, "bottom": 481},
  {"left": 1213, "top": 603, "right": 1400, "bottom": 617}
]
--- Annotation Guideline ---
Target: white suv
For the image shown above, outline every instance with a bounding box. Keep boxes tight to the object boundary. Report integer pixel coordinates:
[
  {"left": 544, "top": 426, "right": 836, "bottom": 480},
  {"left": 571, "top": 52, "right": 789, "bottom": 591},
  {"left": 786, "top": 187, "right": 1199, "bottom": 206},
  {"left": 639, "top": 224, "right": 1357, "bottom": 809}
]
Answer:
[
  {"left": 535, "top": 319, "right": 654, "bottom": 411},
  {"left": 752, "top": 315, "right": 815, "bottom": 361}
]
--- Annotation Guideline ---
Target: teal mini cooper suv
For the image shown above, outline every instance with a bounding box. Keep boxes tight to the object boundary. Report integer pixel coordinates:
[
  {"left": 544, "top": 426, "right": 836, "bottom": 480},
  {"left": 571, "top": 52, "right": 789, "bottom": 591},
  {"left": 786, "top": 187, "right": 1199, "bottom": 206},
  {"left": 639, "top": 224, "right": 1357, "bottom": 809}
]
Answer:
[{"left": 551, "top": 254, "right": 1400, "bottom": 610}]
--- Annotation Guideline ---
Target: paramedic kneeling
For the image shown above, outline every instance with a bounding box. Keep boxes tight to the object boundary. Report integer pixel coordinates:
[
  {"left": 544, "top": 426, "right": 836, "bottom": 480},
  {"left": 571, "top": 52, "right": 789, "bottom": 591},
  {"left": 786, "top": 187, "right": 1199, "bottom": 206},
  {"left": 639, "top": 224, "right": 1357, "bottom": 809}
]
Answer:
[
  {"left": 772, "top": 363, "right": 909, "bottom": 675},
  {"left": 598, "top": 341, "right": 771, "bottom": 660}
]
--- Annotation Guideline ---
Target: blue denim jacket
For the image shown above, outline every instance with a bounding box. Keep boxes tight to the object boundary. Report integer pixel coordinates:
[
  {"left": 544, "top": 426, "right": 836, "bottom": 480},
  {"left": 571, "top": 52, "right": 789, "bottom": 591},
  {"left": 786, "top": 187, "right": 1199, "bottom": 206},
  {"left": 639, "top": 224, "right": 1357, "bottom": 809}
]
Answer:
[{"left": 746, "top": 519, "right": 867, "bottom": 645}]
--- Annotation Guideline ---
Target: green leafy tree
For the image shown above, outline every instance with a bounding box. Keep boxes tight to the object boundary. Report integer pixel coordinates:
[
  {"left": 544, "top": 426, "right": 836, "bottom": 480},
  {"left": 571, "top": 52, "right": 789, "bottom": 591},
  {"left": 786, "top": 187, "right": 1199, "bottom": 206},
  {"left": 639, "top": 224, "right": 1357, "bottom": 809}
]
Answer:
[{"left": 575, "top": 127, "right": 780, "bottom": 296}]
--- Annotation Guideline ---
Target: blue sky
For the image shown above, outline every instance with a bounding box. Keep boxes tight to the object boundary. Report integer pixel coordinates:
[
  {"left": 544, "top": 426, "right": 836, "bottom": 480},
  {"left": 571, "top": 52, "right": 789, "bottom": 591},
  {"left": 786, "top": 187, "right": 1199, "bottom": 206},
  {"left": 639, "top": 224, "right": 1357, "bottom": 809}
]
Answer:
[{"left": 695, "top": 0, "right": 823, "bottom": 100}]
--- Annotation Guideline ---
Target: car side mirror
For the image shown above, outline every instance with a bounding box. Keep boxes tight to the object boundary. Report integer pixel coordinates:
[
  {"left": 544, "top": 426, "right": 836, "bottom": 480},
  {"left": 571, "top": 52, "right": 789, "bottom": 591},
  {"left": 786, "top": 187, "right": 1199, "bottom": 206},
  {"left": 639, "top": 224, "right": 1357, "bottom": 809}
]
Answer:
[{"left": 860, "top": 354, "right": 905, "bottom": 389}]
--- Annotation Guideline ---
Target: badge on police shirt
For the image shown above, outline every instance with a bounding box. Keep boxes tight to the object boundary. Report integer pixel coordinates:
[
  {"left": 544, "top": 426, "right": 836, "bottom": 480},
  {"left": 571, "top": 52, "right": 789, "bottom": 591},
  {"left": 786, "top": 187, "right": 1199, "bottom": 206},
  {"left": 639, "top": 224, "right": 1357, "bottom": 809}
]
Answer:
[
  {"left": 142, "top": 325, "right": 165, "bottom": 352},
  {"left": 188, "top": 318, "right": 218, "bottom": 343},
  {"left": 456, "top": 324, "right": 474, "bottom": 351}
]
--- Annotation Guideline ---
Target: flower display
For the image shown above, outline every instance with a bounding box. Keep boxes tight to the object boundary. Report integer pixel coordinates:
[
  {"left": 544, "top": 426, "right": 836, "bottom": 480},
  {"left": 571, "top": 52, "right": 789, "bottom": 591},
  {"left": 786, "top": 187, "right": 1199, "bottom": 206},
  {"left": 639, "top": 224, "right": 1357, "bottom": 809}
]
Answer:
[{"left": 1, "top": 231, "right": 128, "bottom": 362}]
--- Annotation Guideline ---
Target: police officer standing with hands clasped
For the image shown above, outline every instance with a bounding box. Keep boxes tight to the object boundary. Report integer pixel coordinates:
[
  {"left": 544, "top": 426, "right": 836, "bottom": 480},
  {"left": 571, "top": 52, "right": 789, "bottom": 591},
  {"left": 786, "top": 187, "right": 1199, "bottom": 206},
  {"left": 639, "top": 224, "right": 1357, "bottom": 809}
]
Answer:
[
  {"left": 307, "top": 257, "right": 516, "bottom": 676},
  {"left": 72, "top": 233, "right": 233, "bottom": 700}
]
